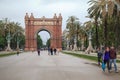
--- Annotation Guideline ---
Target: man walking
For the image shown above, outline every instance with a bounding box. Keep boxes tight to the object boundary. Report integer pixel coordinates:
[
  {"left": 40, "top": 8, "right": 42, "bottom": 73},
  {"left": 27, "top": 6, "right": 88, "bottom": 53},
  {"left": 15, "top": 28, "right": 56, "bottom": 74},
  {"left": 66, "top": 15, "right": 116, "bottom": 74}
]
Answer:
[
  {"left": 17, "top": 49, "right": 19, "bottom": 56},
  {"left": 50, "top": 48, "right": 53, "bottom": 55},
  {"left": 54, "top": 48, "right": 57, "bottom": 55},
  {"left": 37, "top": 49, "right": 40, "bottom": 56},
  {"left": 109, "top": 47, "right": 118, "bottom": 73},
  {"left": 97, "top": 47, "right": 103, "bottom": 66}
]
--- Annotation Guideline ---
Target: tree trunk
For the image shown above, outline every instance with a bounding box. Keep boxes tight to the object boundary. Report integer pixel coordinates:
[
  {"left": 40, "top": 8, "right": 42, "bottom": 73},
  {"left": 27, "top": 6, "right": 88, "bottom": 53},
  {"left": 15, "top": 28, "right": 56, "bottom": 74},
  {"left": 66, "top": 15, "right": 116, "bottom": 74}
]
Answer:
[
  {"left": 104, "top": 14, "right": 108, "bottom": 47},
  {"left": 95, "top": 19, "right": 99, "bottom": 48}
]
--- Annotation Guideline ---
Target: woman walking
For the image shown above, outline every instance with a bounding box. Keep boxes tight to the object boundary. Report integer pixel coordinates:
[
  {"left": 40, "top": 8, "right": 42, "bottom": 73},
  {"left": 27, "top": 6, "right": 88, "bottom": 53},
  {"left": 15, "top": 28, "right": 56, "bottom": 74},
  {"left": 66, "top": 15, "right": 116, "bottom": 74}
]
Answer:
[{"left": 102, "top": 47, "right": 110, "bottom": 72}]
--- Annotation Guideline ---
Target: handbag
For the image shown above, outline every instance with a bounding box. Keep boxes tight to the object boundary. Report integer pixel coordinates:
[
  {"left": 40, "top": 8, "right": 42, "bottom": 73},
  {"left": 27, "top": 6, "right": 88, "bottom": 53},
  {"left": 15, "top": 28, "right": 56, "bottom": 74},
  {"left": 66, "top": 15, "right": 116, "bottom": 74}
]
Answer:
[{"left": 101, "top": 62, "right": 106, "bottom": 71}]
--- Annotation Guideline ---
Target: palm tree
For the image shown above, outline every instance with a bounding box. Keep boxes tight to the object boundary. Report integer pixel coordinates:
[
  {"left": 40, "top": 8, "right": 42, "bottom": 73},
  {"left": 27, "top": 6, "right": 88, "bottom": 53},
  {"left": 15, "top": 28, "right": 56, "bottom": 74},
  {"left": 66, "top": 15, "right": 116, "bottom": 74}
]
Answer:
[
  {"left": 0, "top": 18, "right": 25, "bottom": 50},
  {"left": 66, "top": 16, "right": 79, "bottom": 49},
  {"left": 83, "top": 21, "right": 94, "bottom": 52},
  {"left": 88, "top": 0, "right": 118, "bottom": 47}
]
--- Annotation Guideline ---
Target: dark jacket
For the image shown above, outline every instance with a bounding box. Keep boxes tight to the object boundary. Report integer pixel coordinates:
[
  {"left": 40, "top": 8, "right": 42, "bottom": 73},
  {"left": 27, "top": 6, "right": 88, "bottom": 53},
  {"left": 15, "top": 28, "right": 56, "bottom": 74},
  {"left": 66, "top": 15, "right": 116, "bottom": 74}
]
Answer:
[
  {"left": 109, "top": 49, "right": 117, "bottom": 59},
  {"left": 104, "top": 51, "right": 110, "bottom": 60},
  {"left": 97, "top": 50, "right": 103, "bottom": 58},
  {"left": 38, "top": 50, "right": 40, "bottom": 53}
]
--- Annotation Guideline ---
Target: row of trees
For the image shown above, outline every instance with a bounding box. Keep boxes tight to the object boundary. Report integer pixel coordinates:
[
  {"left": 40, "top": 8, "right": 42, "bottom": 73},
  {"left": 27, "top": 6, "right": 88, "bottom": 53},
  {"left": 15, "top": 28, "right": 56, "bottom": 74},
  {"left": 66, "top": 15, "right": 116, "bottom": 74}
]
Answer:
[
  {"left": 37, "top": 35, "right": 51, "bottom": 49},
  {"left": 37, "top": 35, "right": 43, "bottom": 49},
  {"left": 0, "top": 18, "right": 25, "bottom": 50},
  {"left": 88, "top": 0, "right": 120, "bottom": 49},
  {"left": 63, "top": 0, "right": 120, "bottom": 51},
  {"left": 0, "top": 17, "right": 51, "bottom": 51}
]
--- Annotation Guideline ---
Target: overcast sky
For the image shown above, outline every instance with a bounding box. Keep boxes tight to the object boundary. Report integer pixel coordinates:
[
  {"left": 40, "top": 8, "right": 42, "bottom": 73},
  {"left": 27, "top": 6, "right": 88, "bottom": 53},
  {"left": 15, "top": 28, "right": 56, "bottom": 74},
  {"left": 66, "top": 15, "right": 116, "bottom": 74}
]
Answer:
[{"left": 0, "top": 0, "right": 90, "bottom": 44}]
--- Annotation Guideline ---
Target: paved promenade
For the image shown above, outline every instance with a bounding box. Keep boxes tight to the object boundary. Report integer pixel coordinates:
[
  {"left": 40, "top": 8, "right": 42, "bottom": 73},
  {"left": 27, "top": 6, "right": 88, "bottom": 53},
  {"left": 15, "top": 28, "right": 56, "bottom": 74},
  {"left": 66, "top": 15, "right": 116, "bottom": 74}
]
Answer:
[{"left": 0, "top": 51, "right": 119, "bottom": 80}]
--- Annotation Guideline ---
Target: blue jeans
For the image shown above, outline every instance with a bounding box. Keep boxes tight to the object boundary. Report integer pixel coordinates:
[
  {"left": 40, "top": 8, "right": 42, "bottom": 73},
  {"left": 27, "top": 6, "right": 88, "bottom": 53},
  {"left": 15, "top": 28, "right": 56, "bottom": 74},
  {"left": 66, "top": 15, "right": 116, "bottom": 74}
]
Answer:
[{"left": 109, "top": 59, "right": 117, "bottom": 72}]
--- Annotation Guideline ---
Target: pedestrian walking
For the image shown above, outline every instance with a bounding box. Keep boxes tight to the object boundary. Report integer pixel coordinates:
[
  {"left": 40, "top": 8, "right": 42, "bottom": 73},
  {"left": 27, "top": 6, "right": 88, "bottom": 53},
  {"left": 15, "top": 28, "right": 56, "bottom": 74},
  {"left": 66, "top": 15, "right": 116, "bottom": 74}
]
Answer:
[
  {"left": 109, "top": 46, "right": 118, "bottom": 73},
  {"left": 54, "top": 48, "right": 57, "bottom": 55},
  {"left": 57, "top": 48, "right": 60, "bottom": 55},
  {"left": 37, "top": 49, "right": 40, "bottom": 56},
  {"left": 17, "top": 49, "right": 19, "bottom": 56},
  {"left": 48, "top": 48, "right": 50, "bottom": 55},
  {"left": 97, "top": 48, "right": 103, "bottom": 66},
  {"left": 50, "top": 48, "right": 53, "bottom": 55},
  {"left": 102, "top": 47, "right": 110, "bottom": 72}
]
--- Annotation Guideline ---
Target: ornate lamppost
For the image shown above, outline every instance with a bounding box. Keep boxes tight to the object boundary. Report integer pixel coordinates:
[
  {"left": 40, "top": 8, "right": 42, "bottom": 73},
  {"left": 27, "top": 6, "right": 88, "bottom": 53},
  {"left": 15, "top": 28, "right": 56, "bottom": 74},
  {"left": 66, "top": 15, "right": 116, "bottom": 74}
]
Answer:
[
  {"left": 85, "top": 29, "right": 93, "bottom": 53},
  {"left": 82, "top": 23, "right": 94, "bottom": 53},
  {"left": 16, "top": 32, "right": 22, "bottom": 50},
  {"left": 73, "top": 20, "right": 79, "bottom": 51},
  {"left": 73, "top": 34, "right": 77, "bottom": 51},
  {"left": 66, "top": 38, "right": 70, "bottom": 50},
  {"left": 66, "top": 30, "right": 70, "bottom": 50},
  {"left": 11, "top": 30, "right": 22, "bottom": 50},
  {"left": 6, "top": 31, "right": 12, "bottom": 51},
  {"left": 4, "top": 20, "right": 12, "bottom": 51}
]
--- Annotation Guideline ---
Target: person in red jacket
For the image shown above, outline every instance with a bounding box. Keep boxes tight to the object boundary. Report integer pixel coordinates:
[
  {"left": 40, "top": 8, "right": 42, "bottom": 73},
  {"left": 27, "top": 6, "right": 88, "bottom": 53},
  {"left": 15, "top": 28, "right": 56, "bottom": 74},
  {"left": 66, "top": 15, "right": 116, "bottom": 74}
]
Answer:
[{"left": 109, "top": 47, "right": 118, "bottom": 73}]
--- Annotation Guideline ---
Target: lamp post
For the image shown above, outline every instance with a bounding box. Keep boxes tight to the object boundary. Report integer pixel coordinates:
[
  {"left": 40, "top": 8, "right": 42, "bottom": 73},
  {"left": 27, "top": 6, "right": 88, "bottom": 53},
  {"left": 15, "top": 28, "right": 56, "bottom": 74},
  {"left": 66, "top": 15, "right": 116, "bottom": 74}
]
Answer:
[
  {"left": 6, "top": 31, "right": 12, "bottom": 51},
  {"left": 73, "top": 20, "right": 79, "bottom": 51},
  {"left": 4, "top": 20, "right": 12, "bottom": 51},
  {"left": 16, "top": 32, "right": 20, "bottom": 50},
  {"left": 65, "top": 29, "right": 70, "bottom": 50},
  {"left": 82, "top": 23, "right": 94, "bottom": 54},
  {"left": 66, "top": 38, "right": 70, "bottom": 50},
  {"left": 73, "top": 34, "right": 77, "bottom": 51},
  {"left": 86, "top": 29, "right": 93, "bottom": 53},
  {"left": 12, "top": 30, "right": 22, "bottom": 50}
]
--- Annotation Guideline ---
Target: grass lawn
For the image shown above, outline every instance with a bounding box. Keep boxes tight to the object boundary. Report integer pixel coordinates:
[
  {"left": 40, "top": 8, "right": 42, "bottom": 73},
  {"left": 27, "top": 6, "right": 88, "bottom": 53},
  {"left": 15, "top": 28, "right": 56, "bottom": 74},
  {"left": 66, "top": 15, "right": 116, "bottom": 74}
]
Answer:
[{"left": 62, "top": 51, "right": 120, "bottom": 63}]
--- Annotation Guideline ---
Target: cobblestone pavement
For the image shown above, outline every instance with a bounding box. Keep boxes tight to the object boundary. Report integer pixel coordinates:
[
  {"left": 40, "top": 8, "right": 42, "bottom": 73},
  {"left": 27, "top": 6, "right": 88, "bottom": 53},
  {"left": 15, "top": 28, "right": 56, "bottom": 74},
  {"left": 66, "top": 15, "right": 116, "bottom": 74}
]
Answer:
[{"left": 0, "top": 51, "right": 119, "bottom": 80}]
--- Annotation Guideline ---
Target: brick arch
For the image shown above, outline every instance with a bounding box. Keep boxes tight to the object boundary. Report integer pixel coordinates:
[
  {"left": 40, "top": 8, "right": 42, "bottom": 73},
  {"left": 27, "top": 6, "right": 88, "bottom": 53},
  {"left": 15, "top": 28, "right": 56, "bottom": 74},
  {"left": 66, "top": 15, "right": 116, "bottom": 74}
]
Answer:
[
  {"left": 34, "top": 27, "right": 52, "bottom": 39},
  {"left": 24, "top": 13, "right": 62, "bottom": 51}
]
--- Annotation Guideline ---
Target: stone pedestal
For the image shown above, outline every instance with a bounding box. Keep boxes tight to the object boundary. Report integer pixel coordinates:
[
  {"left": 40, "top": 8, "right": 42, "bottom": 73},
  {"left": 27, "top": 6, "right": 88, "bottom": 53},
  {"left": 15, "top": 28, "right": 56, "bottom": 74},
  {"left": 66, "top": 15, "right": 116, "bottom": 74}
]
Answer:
[
  {"left": 6, "top": 41, "right": 12, "bottom": 51},
  {"left": 73, "top": 37, "right": 77, "bottom": 51},
  {"left": 16, "top": 42, "right": 20, "bottom": 50},
  {"left": 85, "top": 39, "right": 93, "bottom": 54},
  {"left": 85, "top": 31, "right": 94, "bottom": 54},
  {"left": 81, "top": 41, "right": 84, "bottom": 50}
]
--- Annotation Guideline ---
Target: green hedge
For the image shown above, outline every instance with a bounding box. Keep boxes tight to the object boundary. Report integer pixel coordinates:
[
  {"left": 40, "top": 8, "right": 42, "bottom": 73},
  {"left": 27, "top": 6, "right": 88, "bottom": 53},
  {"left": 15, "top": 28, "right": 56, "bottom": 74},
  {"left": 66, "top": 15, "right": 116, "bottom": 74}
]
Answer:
[
  {"left": 62, "top": 51, "right": 120, "bottom": 63},
  {"left": 0, "top": 52, "right": 17, "bottom": 57}
]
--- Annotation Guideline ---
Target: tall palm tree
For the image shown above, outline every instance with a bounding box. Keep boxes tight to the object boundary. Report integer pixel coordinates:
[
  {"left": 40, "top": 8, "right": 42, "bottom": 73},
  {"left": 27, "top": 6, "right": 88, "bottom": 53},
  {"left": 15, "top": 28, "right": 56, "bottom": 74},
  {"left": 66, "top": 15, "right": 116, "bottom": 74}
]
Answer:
[
  {"left": 66, "top": 16, "right": 79, "bottom": 49},
  {"left": 83, "top": 21, "right": 94, "bottom": 52},
  {"left": 0, "top": 18, "right": 25, "bottom": 50},
  {"left": 88, "top": 0, "right": 117, "bottom": 47}
]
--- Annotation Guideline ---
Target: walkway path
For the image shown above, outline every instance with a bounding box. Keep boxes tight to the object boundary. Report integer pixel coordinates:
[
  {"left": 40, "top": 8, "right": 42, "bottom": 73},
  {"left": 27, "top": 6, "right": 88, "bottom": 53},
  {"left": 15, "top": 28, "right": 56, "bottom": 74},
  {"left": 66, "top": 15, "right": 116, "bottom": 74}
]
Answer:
[{"left": 0, "top": 51, "right": 119, "bottom": 80}]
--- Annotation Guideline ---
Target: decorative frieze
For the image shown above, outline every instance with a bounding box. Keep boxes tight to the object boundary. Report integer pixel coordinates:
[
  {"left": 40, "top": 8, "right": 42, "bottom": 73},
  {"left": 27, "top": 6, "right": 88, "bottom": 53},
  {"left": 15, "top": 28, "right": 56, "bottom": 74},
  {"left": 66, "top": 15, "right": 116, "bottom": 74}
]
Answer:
[{"left": 34, "top": 21, "right": 54, "bottom": 25}]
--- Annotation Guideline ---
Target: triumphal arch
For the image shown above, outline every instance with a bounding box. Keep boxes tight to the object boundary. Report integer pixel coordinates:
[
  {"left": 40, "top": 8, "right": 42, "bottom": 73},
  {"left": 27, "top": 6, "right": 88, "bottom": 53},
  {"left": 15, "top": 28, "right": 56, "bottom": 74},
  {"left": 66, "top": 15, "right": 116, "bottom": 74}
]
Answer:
[{"left": 24, "top": 13, "right": 62, "bottom": 51}]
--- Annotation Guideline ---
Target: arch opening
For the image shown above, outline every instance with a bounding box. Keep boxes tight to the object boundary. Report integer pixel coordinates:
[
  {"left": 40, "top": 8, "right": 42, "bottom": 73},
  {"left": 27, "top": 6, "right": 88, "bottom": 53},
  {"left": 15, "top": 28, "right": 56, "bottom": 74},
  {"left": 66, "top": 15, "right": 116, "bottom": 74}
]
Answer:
[{"left": 37, "top": 30, "right": 50, "bottom": 50}]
